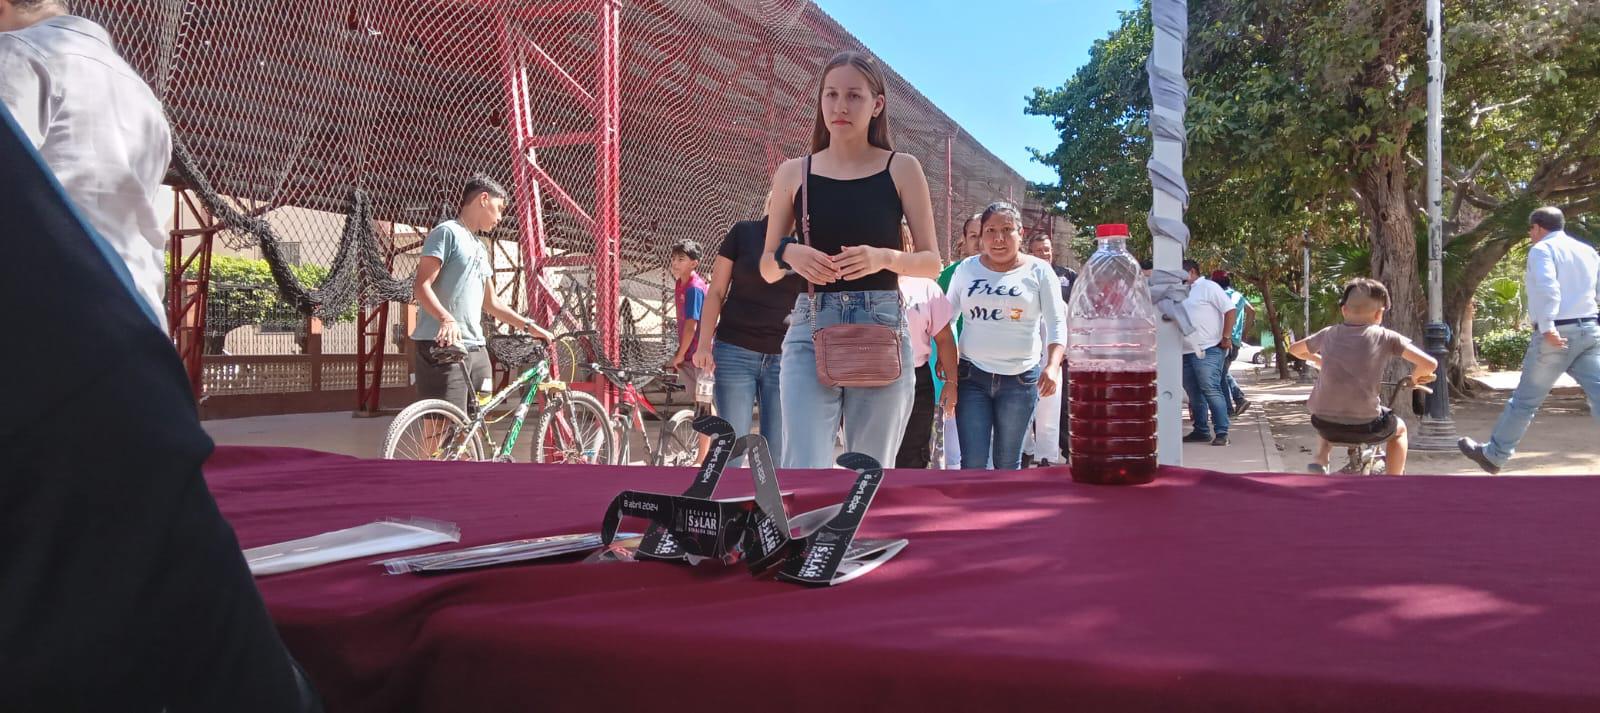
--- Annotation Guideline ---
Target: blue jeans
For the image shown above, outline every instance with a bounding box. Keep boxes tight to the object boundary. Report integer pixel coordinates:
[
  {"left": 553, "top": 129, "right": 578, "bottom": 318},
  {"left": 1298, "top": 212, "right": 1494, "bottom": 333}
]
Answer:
[
  {"left": 956, "top": 360, "right": 1042, "bottom": 470},
  {"left": 1484, "top": 323, "right": 1600, "bottom": 466},
  {"left": 1223, "top": 343, "right": 1246, "bottom": 408},
  {"left": 711, "top": 340, "right": 783, "bottom": 466},
  {"left": 779, "top": 291, "right": 915, "bottom": 469},
  {"left": 1183, "top": 346, "right": 1230, "bottom": 436}
]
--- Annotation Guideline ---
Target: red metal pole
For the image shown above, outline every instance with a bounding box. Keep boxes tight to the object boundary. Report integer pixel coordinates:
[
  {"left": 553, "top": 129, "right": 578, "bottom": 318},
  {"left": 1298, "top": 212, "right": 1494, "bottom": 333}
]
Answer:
[
  {"left": 501, "top": 20, "right": 558, "bottom": 329},
  {"left": 167, "top": 189, "right": 182, "bottom": 333},
  {"left": 167, "top": 188, "right": 213, "bottom": 401},
  {"left": 597, "top": 0, "right": 622, "bottom": 403},
  {"left": 354, "top": 223, "right": 399, "bottom": 416}
]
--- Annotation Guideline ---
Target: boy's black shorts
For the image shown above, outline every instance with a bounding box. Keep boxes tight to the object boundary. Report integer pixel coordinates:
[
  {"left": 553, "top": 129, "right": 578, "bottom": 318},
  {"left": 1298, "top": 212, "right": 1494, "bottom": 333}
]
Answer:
[{"left": 1312, "top": 408, "right": 1399, "bottom": 446}]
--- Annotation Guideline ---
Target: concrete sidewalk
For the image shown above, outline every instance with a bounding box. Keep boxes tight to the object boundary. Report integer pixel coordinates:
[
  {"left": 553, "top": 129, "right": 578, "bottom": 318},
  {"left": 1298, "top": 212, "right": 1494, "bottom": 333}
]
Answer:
[
  {"left": 1173, "top": 359, "right": 1297, "bottom": 474},
  {"left": 1179, "top": 404, "right": 1285, "bottom": 474},
  {"left": 1471, "top": 370, "right": 1580, "bottom": 394},
  {"left": 206, "top": 411, "right": 391, "bottom": 459}
]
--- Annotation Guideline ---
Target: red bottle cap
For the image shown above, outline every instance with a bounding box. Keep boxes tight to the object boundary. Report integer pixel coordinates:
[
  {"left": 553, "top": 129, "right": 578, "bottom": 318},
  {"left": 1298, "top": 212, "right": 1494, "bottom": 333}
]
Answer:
[{"left": 1096, "top": 224, "right": 1130, "bottom": 238}]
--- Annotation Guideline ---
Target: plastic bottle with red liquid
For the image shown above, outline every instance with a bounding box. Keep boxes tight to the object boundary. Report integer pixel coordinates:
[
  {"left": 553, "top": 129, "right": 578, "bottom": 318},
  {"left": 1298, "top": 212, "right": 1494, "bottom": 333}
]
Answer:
[{"left": 1065, "top": 224, "right": 1160, "bottom": 484}]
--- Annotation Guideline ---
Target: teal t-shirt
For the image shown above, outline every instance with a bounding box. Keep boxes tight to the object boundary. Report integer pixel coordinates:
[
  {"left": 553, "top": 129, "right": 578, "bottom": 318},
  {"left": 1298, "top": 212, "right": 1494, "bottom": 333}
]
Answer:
[
  {"left": 937, "top": 258, "right": 969, "bottom": 337},
  {"left": 1226, "top": 288, "right": 1248, "bottom": 344},
  {"left": 932, "top": 259, "right": 969, "bottom": 400},
  {"left": 411, "top": 220, "right": 491, "bottom": 347}
]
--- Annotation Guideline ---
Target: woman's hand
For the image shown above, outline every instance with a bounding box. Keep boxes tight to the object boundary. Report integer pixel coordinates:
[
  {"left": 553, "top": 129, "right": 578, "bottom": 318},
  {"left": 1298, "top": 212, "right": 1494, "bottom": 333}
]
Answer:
[
  {"left": 692, "top": 345, "right": 714, "bottom": 372},
  {"left": 834, "top": 245, "right": 894, "bottom": 281},
  {"left": 939, "top": 382, "right": 958, "bottom": 417},
  {"left": 786, "top": 243, "right": 840, "bottom": 285},
  {"left": 1038, "top": 365, "right": 1061, "bottom": 398}
]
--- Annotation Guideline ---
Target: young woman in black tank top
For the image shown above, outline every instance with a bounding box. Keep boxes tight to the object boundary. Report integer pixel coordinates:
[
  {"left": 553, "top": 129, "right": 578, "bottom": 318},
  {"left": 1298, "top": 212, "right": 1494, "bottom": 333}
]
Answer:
[{"left": 757, "top": 50, "right": 943, "bottom": 470}]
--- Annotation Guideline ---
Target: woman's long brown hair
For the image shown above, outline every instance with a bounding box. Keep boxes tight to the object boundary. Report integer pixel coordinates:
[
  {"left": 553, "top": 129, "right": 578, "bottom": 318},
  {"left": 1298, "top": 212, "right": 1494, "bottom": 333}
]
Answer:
[{"left": 810, "top": 51, "right": 894, "bottom": 154}]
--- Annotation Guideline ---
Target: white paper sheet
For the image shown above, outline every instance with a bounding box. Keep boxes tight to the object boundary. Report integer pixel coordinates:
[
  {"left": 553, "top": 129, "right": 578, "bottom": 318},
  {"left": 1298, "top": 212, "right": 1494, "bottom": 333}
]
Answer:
[{"left": 245, "top": 518, "right": 460, "bottom": 576}]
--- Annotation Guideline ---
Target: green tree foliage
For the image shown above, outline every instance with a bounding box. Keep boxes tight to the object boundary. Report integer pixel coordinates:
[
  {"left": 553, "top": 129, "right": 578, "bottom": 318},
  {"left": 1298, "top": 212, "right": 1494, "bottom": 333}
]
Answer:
[
  {"left": 189, "top": 256, "right": 349, "bottom": 354},
  {"left": 1029, "top": 0, "right": 1600, "bottom": 389}
]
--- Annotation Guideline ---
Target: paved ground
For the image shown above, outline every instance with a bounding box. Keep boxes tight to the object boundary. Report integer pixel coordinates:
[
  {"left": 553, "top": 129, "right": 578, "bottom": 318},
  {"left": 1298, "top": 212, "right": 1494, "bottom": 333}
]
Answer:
[
  {"left": 206, "top": 412, "right": 390, "bottom": 459},
  {"left": 202, "top": 362, "right": 1596, "bottom": 476},
  {"left": 1258, "top": 369, "right": 1600, "bottom": 476}
]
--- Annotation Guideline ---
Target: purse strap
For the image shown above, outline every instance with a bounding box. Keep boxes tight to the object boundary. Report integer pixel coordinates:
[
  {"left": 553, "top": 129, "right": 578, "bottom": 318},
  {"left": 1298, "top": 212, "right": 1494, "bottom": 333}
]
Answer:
[{"left": 800, "top": 154, "right": 820, "bottom": 334}]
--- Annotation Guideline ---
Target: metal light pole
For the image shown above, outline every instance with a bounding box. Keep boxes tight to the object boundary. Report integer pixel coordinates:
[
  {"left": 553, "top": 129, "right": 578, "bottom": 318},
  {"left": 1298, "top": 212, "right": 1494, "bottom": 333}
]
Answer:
[
  {"left": 1301, "top": 236, "right": 1313, "bottom": 383},
  {"left": 1302, "top": 239, "right": 1311, "bottom": 338},
  {"left": 1416, "top": 0, "right": 1458, "bottom": 450}
]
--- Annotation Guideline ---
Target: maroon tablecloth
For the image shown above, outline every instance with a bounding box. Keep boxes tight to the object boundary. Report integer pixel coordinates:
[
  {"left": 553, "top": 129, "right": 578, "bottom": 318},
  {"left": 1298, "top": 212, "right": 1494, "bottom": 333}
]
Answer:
[{"left": 206, "top": 446, "right": 1600, "bottom": 712}]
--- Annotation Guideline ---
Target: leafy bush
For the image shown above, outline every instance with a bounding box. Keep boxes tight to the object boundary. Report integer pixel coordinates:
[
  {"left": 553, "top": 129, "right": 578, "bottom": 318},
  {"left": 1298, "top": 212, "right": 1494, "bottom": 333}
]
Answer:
[
  {"left": 1476, "top": 329, "right": 1530, "bottom": 371},
  {"left": 194, "top": 255, "right": 351, "bottom": 325}
]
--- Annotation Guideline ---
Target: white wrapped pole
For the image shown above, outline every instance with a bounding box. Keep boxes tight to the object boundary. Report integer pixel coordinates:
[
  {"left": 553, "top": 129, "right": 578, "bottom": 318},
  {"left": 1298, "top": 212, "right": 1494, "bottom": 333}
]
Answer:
[{"left": 1148, "top": 0, "right": 1189, "bottom": 465}]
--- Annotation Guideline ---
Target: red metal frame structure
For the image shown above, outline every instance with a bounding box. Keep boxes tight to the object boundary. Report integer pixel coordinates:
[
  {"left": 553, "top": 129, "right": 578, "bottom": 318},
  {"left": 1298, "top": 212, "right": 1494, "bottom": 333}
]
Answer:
[
  {"left": 354, "top": 224, "right": 424, "bottom": 415},
  {"left": 88, "top": 0, "right": 1032, "bottom": 416},
  {"left": 166, "top": 189, "right": 216, "bottom": 398},
  {"left": 498, "top": 0, "right": 622, "bottom": 405}
]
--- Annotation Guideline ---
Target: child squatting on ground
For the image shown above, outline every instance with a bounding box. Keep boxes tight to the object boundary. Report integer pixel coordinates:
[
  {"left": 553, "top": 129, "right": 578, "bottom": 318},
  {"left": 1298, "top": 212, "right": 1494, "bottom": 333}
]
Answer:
[{"left": 1287, "top": 278, "right": 1438, "bottom": 475}]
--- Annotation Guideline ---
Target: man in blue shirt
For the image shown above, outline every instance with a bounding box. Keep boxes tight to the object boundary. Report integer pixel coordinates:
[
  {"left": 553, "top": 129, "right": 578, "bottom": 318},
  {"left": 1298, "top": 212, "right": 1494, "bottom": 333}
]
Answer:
[
  {"left": 1460, "top": 206, "right": 1600, "bottom": 474},
  {"left": 411, "top": 174, "right": 553, "bottom": 410}
]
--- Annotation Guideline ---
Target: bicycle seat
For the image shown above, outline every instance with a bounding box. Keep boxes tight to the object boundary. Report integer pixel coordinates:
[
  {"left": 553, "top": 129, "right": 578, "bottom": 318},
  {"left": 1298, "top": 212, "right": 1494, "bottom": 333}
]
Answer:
[{"left": 429, "top": 343, "right": 468, "bottom": 365}]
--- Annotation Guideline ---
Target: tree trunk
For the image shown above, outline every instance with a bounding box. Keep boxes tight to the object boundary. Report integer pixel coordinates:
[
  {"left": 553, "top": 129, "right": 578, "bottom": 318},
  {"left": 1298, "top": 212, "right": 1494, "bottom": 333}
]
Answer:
[
  {"left": 1355, "top": 155, "right": 1423, "bottom": 342},
  {"left": 1440, "top": 221, "right": 1524, "bottom": 396},
  {"left": 1252, "top": 277, "right": 1291, "bottom": 380},
  {"left": 1460, "top": 300, "right": 1478, "bottom": 372}
]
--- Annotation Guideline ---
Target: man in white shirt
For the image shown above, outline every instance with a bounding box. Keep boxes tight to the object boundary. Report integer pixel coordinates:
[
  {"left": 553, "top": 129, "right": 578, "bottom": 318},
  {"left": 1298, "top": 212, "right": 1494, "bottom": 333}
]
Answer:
[
  {"left": 1180, "top": 259, "right": 1237, "bottom": 446},
  {"left": 1023, "top": 234, "right": 1076, "bottom": 467},
  {"left": 1460, "top": 206, "right": 1600, "bottom": 473},
  {"left": 0, "top": 0, "right": 173, "bottom": 328}
]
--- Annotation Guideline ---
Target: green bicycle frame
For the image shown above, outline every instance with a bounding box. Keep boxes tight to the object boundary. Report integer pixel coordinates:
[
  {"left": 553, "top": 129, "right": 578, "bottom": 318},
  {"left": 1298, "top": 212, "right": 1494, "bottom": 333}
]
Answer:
[{"left": 448, "top": 360, "right": 553, "bottom": 461}]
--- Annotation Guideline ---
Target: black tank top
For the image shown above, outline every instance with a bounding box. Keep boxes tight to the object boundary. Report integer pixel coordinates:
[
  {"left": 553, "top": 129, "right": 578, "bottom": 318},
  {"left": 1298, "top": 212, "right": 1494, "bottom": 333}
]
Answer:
[{"left": 793, "top": 151, "right": 905, "bottom": 293}]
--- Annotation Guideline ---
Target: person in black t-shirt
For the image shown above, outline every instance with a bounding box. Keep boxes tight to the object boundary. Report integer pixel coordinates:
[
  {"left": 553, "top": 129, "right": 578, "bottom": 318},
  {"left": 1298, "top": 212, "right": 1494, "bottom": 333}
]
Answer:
[
  {"left": 1024, "top": 234, "right": 1076, "bottom": 466},
  {"left": 693, "top": 216, "right": 803, "bottom": 465}
]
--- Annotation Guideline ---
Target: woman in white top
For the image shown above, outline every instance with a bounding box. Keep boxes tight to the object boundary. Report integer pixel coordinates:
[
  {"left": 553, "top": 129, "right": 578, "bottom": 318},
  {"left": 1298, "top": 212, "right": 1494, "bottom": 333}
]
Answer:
[{"left": 945, "top": 201, "right": 1067, "bottom": 469}]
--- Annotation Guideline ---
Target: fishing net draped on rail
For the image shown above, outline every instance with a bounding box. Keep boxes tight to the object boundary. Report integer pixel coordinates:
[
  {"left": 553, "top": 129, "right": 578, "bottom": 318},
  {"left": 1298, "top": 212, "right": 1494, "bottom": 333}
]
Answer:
[{"left": 79, "top": 0, "right": 1029, "bottom": 372}]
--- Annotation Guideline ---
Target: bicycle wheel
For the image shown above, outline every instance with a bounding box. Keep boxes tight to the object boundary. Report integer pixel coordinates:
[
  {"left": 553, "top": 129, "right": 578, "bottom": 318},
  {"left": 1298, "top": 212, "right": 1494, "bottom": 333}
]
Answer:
[
  {"left": 655, "top": 409, "right": 698, "bottom": 467},
  {"left": 383, "top": 399, "right": 487, "bottom": 461},
  {"left": 530, "top": 391, "right": 613, "bottom": 464}
]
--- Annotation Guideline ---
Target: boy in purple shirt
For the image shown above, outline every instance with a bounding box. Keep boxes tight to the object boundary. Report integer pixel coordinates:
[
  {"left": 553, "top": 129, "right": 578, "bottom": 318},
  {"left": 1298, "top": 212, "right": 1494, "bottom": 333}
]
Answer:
[
  {"left": 668, "top": 239, "right": 712, "bottom": 460},
  {"left": 668, "top": 239, "right": 709, "bottom": 393}
]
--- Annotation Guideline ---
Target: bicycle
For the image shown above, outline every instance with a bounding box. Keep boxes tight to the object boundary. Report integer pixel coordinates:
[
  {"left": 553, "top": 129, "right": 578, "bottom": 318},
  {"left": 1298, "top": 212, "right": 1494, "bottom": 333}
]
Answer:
[
  {"left": 382, "top": 331, "right": 613, "bottom": 464},
  {"left": 1317, "top": 377, "right": 1431, "bottom": 475},
  {"left": 589, "top": 362, "right": 698, "bottom": 466}
]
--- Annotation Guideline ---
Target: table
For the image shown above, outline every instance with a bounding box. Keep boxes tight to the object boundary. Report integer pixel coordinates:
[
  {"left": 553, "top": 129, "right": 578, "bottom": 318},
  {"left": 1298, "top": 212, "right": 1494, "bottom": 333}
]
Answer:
[{"left": 207, "top": 446, "right": 1600, "bottom": 712}]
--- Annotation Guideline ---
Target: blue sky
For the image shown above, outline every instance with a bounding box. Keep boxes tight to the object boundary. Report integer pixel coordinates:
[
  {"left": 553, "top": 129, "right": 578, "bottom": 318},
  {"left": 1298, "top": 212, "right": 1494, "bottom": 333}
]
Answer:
[{"left": 812, "top": 0, "right": 1140, "bottom": 184}]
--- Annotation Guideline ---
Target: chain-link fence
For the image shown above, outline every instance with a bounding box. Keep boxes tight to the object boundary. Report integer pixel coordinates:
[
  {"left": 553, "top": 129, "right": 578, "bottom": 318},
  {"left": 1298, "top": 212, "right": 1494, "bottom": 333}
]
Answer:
[{"left": 82, "top": 0, "right": 1029, "bottom": 383}]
